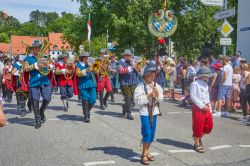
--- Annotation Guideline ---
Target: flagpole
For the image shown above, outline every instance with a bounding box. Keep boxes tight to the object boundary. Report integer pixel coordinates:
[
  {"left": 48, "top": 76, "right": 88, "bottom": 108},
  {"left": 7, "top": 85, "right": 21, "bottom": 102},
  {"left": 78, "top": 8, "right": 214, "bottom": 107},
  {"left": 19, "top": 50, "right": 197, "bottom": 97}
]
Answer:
[{"left": 87, "top": 13, "right": 91, "bottom": 54}]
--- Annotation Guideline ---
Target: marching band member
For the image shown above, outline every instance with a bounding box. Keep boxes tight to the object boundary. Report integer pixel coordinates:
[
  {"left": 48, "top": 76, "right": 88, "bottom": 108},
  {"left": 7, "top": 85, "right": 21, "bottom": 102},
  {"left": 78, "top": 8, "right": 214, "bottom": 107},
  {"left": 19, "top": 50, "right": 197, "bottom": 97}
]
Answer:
[
  {"left": 97, "top": 49, "right": 112, "bottom": 110},
  {"left": 75, "top": 52, "right": 97, "bottom": 123},
  {"left": 23, "top": 40, "right": 54, "bottom": 129},
  {"left": 55, "top": 53, "right": 74, "bottom": 112},
  {"left": 134, "top": 61, "right": 163, "bottom": 165},
  {"left": 110, "top": 54, "right": 119, "bottom": 102},
  {"left": 12, "top": 55, "right": 32, "bottom": 117},
  {"left": 3, "top": 58, "right": 14, "bottom": 103},
  {"left": 118, "top": 49, "right": 138, "bottom": 120}
]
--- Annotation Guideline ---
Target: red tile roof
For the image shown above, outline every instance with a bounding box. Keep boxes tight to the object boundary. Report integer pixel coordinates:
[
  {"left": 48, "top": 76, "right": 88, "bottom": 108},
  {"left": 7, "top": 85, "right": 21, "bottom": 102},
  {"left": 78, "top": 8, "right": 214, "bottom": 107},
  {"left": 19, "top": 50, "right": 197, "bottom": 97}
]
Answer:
[
  {"left": 11, "top": 35, "right": 49, "bottom": 55},
  {"left": 48, "top": 32, "right": 72, "bottom": 51},
  {"left": 0, "top": 43, "right": 11, "bottom": 54}
]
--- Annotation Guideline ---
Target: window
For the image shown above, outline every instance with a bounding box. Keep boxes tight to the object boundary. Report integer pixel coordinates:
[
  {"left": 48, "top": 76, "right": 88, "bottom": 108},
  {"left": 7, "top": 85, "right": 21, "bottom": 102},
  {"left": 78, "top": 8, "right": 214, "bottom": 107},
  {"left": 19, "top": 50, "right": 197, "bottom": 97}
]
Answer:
[
  {"left": 66, "top": 46, "right": 69, "bottom": 50},
  {"left": 52, "top": 52, "right": 55, "bottom": 55},
  {"left": 61, "top": 46, "right": 64, "bottom": 50},
  {"left": 57, "top": 52, "right": 59, "bottom": 55}
]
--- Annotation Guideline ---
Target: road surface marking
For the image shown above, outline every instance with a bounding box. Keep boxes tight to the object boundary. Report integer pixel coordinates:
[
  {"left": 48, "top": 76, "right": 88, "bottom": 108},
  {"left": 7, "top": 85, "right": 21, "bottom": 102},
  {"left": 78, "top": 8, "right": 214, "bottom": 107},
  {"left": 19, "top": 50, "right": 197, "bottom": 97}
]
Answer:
[
  {"left": 167, "top": 112, "right": 181, "bottom": 114},
  {"left": 209, "top": 145, "right": 232, "bottom": 150},
  {"left": 83, "top": 160, "right": 115, "bottom": 166},
  {"left": 169, "top": 149, "right": 195, "bottom": 153},
  {"left": 239, "top": 145, "right": 250, "bottom": 148},
  {"left": 130, "top": 152, "right": 160, "bottom": 160},
  {"left": 48, "top": 118, "right": 61, "bottom": 121}
]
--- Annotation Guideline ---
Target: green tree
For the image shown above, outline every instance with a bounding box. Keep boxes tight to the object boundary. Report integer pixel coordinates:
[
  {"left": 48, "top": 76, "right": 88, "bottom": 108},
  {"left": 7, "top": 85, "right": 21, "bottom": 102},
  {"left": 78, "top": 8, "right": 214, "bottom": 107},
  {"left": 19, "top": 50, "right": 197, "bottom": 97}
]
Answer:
[{"left": 0, "top": 32, "right": 10, "bottom": 43}]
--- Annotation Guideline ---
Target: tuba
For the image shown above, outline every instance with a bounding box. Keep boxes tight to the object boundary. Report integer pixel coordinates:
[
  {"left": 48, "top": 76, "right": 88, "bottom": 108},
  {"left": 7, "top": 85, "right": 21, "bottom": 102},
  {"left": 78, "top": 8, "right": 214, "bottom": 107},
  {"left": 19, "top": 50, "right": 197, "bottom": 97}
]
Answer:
[
  {"left": 91, "top": 61, "right": 101, "bottom": 74},
  {"left": 37, "top": 40, "right": 52, "bottom": 76}
]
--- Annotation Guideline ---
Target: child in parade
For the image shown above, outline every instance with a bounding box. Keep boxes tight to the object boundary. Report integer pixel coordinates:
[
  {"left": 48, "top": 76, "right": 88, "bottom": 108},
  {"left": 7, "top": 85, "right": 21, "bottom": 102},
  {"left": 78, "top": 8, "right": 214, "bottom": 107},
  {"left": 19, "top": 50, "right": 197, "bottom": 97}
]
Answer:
[
  {"left": 190, "top": 67, "right": 213, "bottom": 153},
  {"left": 134, "top": 62, "right": 163, "bottom": 165}
]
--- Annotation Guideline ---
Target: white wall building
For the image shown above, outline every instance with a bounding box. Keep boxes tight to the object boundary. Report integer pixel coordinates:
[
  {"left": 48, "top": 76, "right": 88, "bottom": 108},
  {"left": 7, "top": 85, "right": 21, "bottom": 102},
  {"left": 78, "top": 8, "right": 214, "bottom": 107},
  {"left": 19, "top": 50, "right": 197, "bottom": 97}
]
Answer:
[{"left": 237, "top": 0, "right": 250, "bottom": 62}]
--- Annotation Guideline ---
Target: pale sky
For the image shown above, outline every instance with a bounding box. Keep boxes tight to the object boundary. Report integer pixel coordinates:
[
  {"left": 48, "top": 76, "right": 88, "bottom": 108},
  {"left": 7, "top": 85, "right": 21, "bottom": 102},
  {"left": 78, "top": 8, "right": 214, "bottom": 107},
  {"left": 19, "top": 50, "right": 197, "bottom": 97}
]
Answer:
[{"left": 1, "top": 0, "right": 80, "bottom": 23}]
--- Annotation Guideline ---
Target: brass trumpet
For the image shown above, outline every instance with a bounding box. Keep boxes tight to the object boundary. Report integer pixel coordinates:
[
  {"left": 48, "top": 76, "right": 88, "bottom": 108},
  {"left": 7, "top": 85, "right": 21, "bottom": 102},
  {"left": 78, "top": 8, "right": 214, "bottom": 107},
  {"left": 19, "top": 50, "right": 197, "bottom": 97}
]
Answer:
[{"left": 89, "top": 61, "right": 101, "bottom": 74}]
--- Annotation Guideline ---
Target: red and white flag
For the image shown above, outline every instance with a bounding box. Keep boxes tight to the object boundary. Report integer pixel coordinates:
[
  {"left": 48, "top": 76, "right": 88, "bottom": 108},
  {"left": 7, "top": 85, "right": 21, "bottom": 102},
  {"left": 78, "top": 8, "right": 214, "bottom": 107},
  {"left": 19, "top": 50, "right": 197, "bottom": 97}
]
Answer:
[{"left": 87, "top": 13, "right": 91, "bottom": 42}]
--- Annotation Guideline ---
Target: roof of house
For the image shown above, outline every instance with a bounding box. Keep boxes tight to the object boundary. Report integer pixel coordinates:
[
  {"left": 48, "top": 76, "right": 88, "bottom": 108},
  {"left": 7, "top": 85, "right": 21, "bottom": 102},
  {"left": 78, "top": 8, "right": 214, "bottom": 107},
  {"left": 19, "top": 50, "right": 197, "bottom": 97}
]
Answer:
[
  {"left": 0, "top": 43, "right": 11, "bottom": 54},
  {"left": 48, "top": 32, "right": 72, "bottom": 51},
  {"left": 11, "top": 35, "right": 49, "bottom": 55}
]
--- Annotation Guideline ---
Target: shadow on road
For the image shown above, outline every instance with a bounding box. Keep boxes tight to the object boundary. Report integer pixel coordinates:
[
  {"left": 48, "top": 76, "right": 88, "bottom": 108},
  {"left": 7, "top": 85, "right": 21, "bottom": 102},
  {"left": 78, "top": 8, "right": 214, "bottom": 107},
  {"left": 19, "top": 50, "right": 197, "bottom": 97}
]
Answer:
[
  {"left": 88, "top": 146, "right": 139, "bottom": 162},
  {"left": 109, "top": 102, "right": 124, "bottom": 106},
  {"left": 56, "top": 114, "right": 83, "bottom": 122},
  {"left": 95, "top": 110, "right": 122, "bottom": 118},
  {"left": 47, "top": 105, "right": 64, "bottom": 111},
  {"left": 156, "top": 138, "right": 193, "bottom": 149},
  {"left": 7, "top": 117, "right": 34, "bottom": 127},
  {"left": 4, "top": 108, "right": 20, "bottom": 116}
]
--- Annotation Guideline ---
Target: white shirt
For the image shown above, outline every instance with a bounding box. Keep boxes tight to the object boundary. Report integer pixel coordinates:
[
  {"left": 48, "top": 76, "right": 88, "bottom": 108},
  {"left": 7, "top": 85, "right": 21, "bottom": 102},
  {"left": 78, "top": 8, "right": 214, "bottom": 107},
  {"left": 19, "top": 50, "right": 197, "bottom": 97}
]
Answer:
[
  {"left": 0, "top": 61, "right": 4, "bottom": 75},
  {"left": 190, "top": 80, "right": 211, "bottom": 111},
  {"left": 223, "top": 64, "right": 233, "bottom": 86},
  {"left": 134, "top": 82, "right": 163, "bottom": 116}
]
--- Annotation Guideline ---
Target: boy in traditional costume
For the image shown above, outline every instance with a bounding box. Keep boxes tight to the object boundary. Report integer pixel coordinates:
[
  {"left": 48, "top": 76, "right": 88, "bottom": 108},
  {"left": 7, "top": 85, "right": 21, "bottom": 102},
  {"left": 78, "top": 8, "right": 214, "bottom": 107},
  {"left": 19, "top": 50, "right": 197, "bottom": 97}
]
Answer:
[
  {"left": 134, "top": 62, "right": 163, "bottom": 165},
  {"left": 190, "top": 67, "right": 214, "bottom": 153}
]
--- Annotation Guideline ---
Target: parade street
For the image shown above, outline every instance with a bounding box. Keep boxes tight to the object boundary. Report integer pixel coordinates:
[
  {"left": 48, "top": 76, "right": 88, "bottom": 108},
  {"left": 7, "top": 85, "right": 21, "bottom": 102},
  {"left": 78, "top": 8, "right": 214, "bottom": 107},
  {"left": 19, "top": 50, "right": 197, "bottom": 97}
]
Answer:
[{"left": 0, "top": 92, "right": 250, "bottom": 166}]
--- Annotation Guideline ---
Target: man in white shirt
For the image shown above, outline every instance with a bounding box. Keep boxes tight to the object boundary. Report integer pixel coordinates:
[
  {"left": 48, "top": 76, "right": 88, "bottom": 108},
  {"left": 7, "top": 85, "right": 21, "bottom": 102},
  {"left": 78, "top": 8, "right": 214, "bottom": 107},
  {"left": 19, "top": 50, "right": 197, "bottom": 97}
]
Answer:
[{"left": 217, "top": 56, "right": 233, "bottom": 117}]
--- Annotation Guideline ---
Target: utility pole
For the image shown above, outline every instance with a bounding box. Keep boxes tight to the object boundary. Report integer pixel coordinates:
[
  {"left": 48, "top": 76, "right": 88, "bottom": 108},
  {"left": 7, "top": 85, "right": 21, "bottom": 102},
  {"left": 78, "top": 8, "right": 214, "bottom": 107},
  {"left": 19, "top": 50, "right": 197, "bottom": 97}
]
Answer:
[
  {"left": 168, "top": 38, "right": 171, "bottom": 57},
  {"left": 222, "top": 0, "right": 227, "bottom": 56}
]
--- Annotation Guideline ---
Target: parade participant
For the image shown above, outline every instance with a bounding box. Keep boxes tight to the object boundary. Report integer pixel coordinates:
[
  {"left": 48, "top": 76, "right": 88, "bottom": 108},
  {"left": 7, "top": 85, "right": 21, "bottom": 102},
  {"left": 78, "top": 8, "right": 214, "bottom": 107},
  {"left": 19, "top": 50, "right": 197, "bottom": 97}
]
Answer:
[
  {"left": 55, "top": 53, "right": 74, "bottom": 112},
  {"left": 3, "top": 58, "right": 14, "bottom": 103},
  {"left": 118, "top": 49, "right": 138, "bottom": 120},
  {"left": 153, "top": 55, "right": 166, "bottom": 116},
  {"left": 97, "top": 49, "right": 112, "bottom": 110},
  {"left": 23, "top": 40, "right": 54, "bottom": 129},
  {"left": 134, "top": 62, "right": 163, "bottom": 165},
  {"left": 190, "top": 67, "right": 213, "bottom": 153},
  {"left": 75, "top": 52, "right": 97, "bottom": 123},
  {"left": 110, "top": 54, "right": 118, "bottom": 102},
  {"left": 12, "top": 55, "right": 32, "bottom": 117}
]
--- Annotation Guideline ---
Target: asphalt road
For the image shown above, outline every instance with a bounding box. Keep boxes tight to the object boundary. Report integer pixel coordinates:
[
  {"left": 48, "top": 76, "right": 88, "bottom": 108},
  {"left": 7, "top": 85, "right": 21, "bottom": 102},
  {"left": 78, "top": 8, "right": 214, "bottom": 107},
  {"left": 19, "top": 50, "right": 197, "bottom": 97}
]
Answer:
[{"left": 0, "top": 92, "right": 250, "bottom": 166}]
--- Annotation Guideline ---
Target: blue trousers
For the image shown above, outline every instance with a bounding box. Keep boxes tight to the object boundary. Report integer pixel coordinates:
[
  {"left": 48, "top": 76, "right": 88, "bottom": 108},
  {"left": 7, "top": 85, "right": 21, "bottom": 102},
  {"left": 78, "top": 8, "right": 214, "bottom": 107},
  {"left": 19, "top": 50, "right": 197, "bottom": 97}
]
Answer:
[
  {"left": 60, "top": 85, "right": 73, "bottom": 100},
  {"left": 140, "top": 115, "right": 157, "bottom": 143},
  {"left": 79, "top": 88, "right": 96, "bottom": 104},
  {"left": 30, "top": 85, "right": 51, "bottom": 101}
]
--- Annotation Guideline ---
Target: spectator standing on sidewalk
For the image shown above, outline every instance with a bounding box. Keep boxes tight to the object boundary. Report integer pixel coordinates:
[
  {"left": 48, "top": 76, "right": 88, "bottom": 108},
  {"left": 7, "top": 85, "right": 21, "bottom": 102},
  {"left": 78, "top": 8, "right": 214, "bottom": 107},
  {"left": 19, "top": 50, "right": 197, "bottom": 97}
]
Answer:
[
  {"left": 218, "top": 57, "right": 233, "bottom": 117},
  {"left": 239, "top": 63, "right": 250, "bottom": 122}
]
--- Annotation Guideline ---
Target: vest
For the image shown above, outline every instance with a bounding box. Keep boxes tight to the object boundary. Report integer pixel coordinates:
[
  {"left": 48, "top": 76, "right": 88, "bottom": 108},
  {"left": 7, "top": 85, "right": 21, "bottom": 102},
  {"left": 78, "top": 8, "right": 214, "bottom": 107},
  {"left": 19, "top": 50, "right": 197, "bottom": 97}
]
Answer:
[
  {"left": 24, "top": 54, "right": 50, "bottom": 88},
  {"left": 56, "top": 61, "right": 73, "bottom": 87},
  {"left": 76, "top": 62, "right": 97, "bottom": 89},
  {"left": 118, "top": 59, "right": 137, "bottom": 86}
]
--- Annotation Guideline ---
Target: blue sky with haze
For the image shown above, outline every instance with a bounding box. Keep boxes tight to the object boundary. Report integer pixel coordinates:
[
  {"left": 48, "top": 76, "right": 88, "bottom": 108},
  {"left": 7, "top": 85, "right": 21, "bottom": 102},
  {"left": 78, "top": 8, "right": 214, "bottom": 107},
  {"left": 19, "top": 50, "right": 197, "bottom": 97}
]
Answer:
[{"left": 1, "top": 0, "right": 80, "bottom": 23}]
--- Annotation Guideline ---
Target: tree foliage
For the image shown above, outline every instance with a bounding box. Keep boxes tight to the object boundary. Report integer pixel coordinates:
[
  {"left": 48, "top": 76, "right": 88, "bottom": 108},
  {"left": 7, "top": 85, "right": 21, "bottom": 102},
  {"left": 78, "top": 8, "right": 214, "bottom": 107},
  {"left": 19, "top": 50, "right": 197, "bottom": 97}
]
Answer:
[
  {"left": 0, "top": 1, "right": 239, "bottom": 58},
  {"left": 73, "top": 0, "right": 238, "bottom": 58}
]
